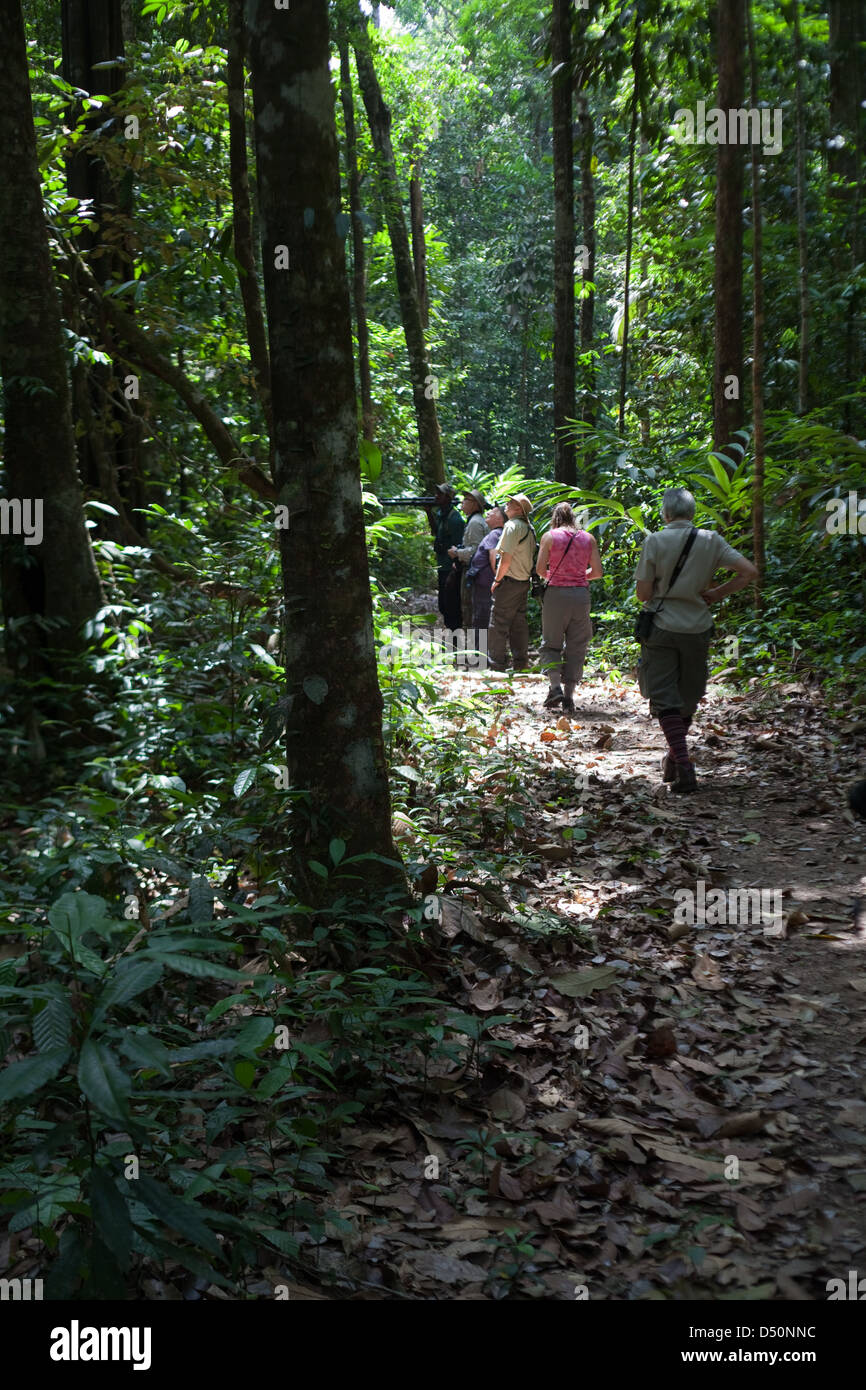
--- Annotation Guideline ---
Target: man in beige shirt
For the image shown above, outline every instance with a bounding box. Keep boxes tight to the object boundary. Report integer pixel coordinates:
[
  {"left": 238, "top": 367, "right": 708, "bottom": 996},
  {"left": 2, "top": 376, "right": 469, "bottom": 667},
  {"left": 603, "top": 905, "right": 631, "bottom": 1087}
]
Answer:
[
  {"left": 635, "top": 487, "right": 757, "bottom": 792},
  {"left": 489, "top": 494, "right": 535, "bottom": 670}
]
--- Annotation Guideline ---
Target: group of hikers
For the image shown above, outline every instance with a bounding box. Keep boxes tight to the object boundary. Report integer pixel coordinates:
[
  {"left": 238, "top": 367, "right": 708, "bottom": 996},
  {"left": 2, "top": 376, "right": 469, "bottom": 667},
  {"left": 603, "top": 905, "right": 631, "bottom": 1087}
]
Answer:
[{"left": 425, "top": 483, "right": 758, "bottom": 793}]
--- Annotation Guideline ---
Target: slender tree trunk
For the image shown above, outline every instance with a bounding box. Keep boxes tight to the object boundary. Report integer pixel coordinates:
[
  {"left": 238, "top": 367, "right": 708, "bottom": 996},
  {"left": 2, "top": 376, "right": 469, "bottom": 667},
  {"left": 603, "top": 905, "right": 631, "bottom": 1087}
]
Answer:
[
  {"left": 828, "top": 0, "right": 863, "bottom": 188},
  {"left": 792, "top": 0, "right": 809, "bottom": 416},
  {"left": 61, "top": 0, "right": 146, "bottom": 539},
  {"left": 227, "top": 0, "right": 272, "bottom": 443},
  {"left": 713, "top": 0, "right": 746, "bottom": 449},
  {"left": 551, "top": 0, "right": 576, "bottom": 483},
  {"left": 0, "top": 0, "right": 103, "bottom": 671},
  {"left": 747, "top": 1, "right": 765, "bottom": 611},
  {"left": 409, "top": 160, "right": 429, "bottom": 329},
  {"left": 578, "top": 96, "right": 596, "bottom": 436},
  {"left": 517, "top": 313, "right": 530, "bottom": 470},
  {"left": 339, "top": 38, "right": 375, "bottom": 443},
  {"left": 120, "top": 0, "right": 135, "bottom": 43},
  {"left": 828, "top": 0, "right": 865, "bottom": 429},
  {"left": 634, "top": 136, "right": 651, "bottom": 446},
  {"left": 351, "top": 16, "right": 444, "bottom": 492},
  {"left": 618, "top": 22, "right": 641, "bottom": 437},
  {"left": 246, "top": 0, "right": 403, "bottom": 903}
]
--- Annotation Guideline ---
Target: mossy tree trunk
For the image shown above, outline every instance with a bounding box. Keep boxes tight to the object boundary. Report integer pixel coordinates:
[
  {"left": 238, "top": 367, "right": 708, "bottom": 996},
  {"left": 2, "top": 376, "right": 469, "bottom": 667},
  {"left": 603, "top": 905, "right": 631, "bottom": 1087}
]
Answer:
[
  {"left": 0, "top": 0, "right": 103, "bottom": 678},
  {"left": 245, "top": 0, "right": 404, "bottom": 904}
]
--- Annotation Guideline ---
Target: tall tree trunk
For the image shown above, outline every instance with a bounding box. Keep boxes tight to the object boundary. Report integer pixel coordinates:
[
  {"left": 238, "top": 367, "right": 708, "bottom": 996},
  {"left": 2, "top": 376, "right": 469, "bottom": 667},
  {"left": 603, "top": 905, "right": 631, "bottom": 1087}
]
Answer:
[
  {"left": 551, "top": 0, "right": 576, "bottom": 484},
  {"left": 828, "top": 0, "right": 865, "bottom": 430},
  {"left": 246, "top": 0, "right": 403, "bottom": 902},
  {"left": 227, "top": 0, "right": 272, "bottom": 443},
  {"left": 578, "top": 95, "right": 596, "bottom": 437},
  {"left": 409, "top": 160, "right": 428, "bottom": 330},
  {"left": 792, "top": 0, "right": 809, "bottom": 417},
  {"left": 828, "top": 0, "right": 864, "bottom": 188},
  {"left": 0, "top": 0, "right": 103, "bottom": 672},
  {"left": 636, "top": 136, "right": 650, "bottom": 446},
  {"left": 339, "top": 38, "right": 375, "bottom": 443},
  {"left": 517, "top": 313, "right": 530, "bottom": 470},
  {"left": 61, "top": 0, "right": 146, "bottom": 539},
  {"left": 351, "top": 16, "right": 445, "bottom": 492},
  {"left": 713, "top": 0, "right": 746, "bottom": 449},
  {"left": 747, "top": 1, "right": 765, "bottom": 611},
  {"left": 618, "top": 22, "right": 641, "bottom": 437}
]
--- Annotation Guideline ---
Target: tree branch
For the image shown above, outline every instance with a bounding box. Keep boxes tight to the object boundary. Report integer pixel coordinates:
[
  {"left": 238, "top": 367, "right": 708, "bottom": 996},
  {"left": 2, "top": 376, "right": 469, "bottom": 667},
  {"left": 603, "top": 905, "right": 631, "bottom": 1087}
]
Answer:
[{"left": 67, "top": 241, "right": 278, "bottom": 503}]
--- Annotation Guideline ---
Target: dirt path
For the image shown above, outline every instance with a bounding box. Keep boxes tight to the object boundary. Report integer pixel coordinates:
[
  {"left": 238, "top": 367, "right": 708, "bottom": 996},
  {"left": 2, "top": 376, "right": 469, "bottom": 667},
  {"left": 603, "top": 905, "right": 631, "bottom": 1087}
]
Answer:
[{"left": 300, "top": 673, "right": 866, "bottom": 1300}]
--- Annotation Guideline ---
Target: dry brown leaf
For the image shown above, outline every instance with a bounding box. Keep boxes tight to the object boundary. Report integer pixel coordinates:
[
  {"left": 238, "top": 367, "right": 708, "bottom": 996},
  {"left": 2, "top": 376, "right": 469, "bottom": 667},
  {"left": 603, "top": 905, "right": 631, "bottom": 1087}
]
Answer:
[
  {"left": 440, "top": 897, "right": 486, "bottom": 942},
  {"left": 550, "top": 964, "right": 620, "bottom": 997},
  {"left": 489, "top": 1087, "right": 526, "bottom": 1122},
  {"left": 404, "top": 1252, "right": 486, "bottom": 1285},
  {"left": 715, "top": 1111, "right": 766, "bottom": 1139},
  {"left": 469, "top": 978, "right": 502, "bottom": 1011},
  {"left": 691, "top": 954, "right": 727, "bottom": 991},
  {"left": 488, "top": 1160, "right": 524, "bottom": 1201},
  {"left": 644, "top": 1025, "right": 677, "bottom": 1058}
]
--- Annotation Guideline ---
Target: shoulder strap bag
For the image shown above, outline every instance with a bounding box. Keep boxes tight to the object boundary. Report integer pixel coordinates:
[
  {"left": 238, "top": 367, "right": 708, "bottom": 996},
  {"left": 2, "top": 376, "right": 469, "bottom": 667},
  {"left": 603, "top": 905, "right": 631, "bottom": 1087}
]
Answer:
[{"left": 535, "top": 528, "right": 579, "bottom": 602}]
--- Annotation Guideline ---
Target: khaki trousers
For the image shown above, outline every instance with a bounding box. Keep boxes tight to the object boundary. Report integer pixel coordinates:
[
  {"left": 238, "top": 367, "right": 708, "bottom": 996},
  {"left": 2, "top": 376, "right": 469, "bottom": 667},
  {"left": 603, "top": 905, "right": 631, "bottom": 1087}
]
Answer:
[{"left": 638, "top": 625, "right": 713, "bottom": 717}]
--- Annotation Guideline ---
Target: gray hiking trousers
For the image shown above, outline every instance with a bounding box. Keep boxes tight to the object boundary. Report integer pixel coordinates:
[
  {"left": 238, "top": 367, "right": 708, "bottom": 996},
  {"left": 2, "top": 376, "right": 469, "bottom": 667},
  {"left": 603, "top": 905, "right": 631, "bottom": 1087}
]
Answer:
[{"left": 540, "top": 586, "right": 592, "bottom": 689}]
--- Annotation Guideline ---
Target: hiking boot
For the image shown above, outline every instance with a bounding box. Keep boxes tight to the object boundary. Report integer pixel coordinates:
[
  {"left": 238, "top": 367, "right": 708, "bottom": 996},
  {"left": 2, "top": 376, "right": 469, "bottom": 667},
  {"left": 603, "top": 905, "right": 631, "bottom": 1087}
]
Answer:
[
  {"left": 671, "top": 761, "right": 697, "bottom": 794},
  {"left": 544, "top": 687, "right": 564, "bottom": 709},
  {"left": 661, "top": 752, "right": 676, "bottom": 783},
  {"left": 561, "top": 696, "right": 575, "bottom": 716}
]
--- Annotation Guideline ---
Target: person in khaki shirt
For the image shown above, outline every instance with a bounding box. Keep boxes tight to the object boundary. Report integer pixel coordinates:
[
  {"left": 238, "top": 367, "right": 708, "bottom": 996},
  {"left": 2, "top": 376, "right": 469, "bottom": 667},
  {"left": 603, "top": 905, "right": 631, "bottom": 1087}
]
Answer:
[
  {"left": 489, "top": 494, "right": 535, "bottom": 670},
  {"left": 448, "top": 489, "right": 489, "bottom": 630},
  {"left": 634, "top": 487, "right": 757, "bottom": 793}
]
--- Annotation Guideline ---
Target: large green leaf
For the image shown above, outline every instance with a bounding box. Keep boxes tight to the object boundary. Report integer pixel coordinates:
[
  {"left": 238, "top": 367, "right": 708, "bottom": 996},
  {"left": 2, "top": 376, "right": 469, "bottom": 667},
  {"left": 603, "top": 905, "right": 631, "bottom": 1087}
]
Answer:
[
  {"left": 33, "top": 995, "right": 73, "bottom": 1052},
  {"left": 90, "top": 1166, "right": 132, "bottom": 1269},
  {"left": 47, "top": 892, "right": 116, "bottom": 951},
  {"left": 78, "top": 1039, "right": 131, "bottom": 1121},
  {"left": 135, "top": 1175, "right": 221, "bottom": 1256},
  {"left": 233, "top": 767, "right": 257, "bottom": 798},
  {"left": 233, "top": 1015, "right": 275, "bottom": 1056},
  {"left": 359, "top": 437, "right": 382, "bottom": 482},
  {"left": 94, "top": 959, "right": 163, "bottom": 1019},
  {"left": 188, "top": 875, "right": 215, "bottom": 923},
  {"left": 0, "top": 1047, "right": 71, "bottom": 1103},
  {"left": 120, "top": 1032, "right": 172, "bottom": 1078},
  {"left": 256, "top": 1059, "right": 294, "bottom": 1100},
  {"left": 152, "top": 953, "right": 246, "bottom": 982}
]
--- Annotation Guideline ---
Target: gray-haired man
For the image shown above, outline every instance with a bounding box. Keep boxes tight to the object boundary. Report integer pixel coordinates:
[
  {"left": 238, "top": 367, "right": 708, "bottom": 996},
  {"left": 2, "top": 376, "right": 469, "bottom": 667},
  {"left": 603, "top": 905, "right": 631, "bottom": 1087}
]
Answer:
[{"left": 634, "top": 487, "right": 757, "bottom": 792}]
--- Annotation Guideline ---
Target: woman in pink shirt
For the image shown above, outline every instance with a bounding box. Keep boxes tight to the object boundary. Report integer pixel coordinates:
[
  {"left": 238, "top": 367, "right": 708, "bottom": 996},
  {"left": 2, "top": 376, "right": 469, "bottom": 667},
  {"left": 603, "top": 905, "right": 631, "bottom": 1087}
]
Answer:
[{"left": 536, "top": 503, "right": 603, "bottom": 714}]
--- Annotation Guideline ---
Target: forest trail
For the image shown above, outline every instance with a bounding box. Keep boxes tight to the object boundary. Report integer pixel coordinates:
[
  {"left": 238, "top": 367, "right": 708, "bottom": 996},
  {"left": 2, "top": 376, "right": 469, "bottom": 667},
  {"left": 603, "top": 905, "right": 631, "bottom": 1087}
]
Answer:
[{"left": 302, "top": 668, "right": 866, "bottom": 1301}]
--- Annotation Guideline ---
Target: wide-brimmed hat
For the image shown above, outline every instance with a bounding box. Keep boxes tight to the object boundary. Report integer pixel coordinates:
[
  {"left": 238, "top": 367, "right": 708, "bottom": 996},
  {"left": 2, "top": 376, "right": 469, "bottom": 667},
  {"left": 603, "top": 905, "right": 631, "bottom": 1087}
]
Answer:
[
  {"left": 463, "top": 488, "right": 487, "bottom": 510},
  {"left": 434, "top": 483, "right": 456, "bottom": 501},
  {"left": 507, "top": 493, "right": 533, "bottom": 520}
]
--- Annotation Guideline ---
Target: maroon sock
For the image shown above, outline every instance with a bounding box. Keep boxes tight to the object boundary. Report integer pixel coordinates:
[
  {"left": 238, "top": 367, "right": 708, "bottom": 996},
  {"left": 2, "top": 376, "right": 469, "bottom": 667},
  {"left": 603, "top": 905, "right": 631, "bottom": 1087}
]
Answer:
[{"left": 659, "top": 710, "right": 690, "bottom": 765}]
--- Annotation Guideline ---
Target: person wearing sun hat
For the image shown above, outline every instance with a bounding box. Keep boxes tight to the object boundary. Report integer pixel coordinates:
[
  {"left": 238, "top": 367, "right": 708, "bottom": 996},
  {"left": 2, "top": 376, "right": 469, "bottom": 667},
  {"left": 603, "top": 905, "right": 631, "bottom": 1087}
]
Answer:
[
  {"left": 488, "top": 494, "right": 535, "bottom": 671},
  {"left": 448, "top": 489, "right": 489, "bottom": 629}
]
